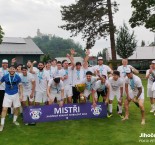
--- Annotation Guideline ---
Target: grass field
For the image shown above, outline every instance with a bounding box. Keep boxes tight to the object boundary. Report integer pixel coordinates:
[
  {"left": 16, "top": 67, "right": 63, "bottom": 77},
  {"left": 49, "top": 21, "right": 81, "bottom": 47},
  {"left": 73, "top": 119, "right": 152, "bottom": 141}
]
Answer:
[{"left": 0, "top": 79, "right": 154, "bottom": 145}]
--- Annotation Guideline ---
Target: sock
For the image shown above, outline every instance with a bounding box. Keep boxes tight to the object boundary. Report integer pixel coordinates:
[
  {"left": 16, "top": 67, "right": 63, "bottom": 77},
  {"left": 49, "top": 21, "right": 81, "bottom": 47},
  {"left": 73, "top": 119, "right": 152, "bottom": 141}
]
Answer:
[
  {"left": 13, "top": 115, "right": 18, "bottom": 122},
  {"left": 1, "top": 118, "right": 5, "bottom": 126},
  {"left": 118, "top": 105, "right": 122, "bottom": 113},
  {"left": 20, "top": 106, "right": 23, "bottom": 113},
  {"left": 11, "top": 107, "right": 13, "bottom": 114},
  {"left": 109, "top": 104, "right": 113, "bottom": 113}
]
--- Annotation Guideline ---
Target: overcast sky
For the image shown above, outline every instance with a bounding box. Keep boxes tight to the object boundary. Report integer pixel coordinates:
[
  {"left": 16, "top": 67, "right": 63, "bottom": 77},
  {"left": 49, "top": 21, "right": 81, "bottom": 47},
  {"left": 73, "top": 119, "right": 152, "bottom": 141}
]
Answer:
[{"left": 0, "top": 0, "right": 154, "bottom": 56}]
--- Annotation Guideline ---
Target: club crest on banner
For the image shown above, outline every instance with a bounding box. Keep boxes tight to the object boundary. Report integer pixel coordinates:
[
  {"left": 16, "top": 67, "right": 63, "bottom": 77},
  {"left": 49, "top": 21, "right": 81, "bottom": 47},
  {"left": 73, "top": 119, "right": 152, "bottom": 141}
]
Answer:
[
  {"left": 29, "top": 108, "right": 42, "bottom": 120},
  {"left": 91, "top": 105, "right": 102, "bottom": 116}
]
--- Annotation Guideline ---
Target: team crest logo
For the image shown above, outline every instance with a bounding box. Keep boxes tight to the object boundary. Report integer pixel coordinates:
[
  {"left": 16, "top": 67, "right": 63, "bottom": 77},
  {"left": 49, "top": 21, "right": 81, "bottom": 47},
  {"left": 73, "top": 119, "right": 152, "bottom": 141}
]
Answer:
[
  {"left": 30, "top": 108, "right": 42, "bottom": 120},
  {"left": 91, "top": 105, "right": 102, "bottom": 116}
]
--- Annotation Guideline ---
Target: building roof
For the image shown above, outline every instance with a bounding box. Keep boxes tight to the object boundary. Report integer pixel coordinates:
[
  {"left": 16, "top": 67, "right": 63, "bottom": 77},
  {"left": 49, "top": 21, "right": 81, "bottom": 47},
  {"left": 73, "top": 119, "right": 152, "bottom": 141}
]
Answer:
[
  {"left": 0, "top": 37, "right": 43, "bottom": 55},
  {"left": 106, "top": 46, "right": 155, "bottom": 60}
]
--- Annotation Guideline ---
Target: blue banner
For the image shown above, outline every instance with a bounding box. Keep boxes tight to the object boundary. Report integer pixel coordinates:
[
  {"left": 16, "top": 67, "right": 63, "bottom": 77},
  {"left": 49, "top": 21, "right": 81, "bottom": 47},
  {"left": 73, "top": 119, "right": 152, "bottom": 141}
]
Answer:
[{"left": 23, "top": 103, "right": 107, "bottom": 123}]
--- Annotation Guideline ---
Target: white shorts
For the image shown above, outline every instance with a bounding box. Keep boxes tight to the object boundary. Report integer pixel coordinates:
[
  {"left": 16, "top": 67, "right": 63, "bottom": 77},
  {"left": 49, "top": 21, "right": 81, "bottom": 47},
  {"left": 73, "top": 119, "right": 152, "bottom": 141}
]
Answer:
[
  {"left": 48, "top": 93, "right": 62, "bottom": 102},
  {"left": 129, "top": 90, "right": 144, "bottom": 100},
  {"left": 35, "top": 91, "right": 48, "bottom": 103},
  {"left": 109, "top": 91, "right": 121, "bottom": 102},
  {"left": 3, "top": 93, "right": 21, "bottom": 108},
  {"left": 84, "top": 90, "right": 92, "bottom": 98},
  {"left": 147, "top": 88, "right": 153, "bottom": 98},
  {"left": 22, "top": 91, "right": 34, "bottom": 102},
  {"left": 64, "top": 85, "right": 73, "bottom": 98}
]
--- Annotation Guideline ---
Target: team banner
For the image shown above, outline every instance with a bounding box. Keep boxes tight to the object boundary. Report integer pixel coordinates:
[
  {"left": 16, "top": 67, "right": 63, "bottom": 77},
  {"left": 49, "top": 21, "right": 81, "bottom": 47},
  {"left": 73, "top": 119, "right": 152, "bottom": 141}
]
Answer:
[{"left": 23, "top": 103, "right": 107, "bottom": 123}]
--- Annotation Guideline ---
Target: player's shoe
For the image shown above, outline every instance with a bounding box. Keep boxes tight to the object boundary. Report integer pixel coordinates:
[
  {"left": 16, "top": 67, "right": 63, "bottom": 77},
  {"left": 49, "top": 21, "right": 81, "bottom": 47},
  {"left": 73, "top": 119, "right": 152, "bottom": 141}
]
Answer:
[
  {"left": 122, "top": 117, "right": 128, "bottom": 121},
  {"left": 150, "top": 108, "right": 155, "bottom": 113},
  {"left": 0, "top": 125, "right": 4, "bottom": 132},
  {"left": 119, "top": 113, "right": 124, "bottom": 119},
  {"left": 141, "top": 119, "right": 145, "bottom": 125},
  {"left": 107, "top": 113, "right": 113, "bottom": 118},
  {"left": 13, "top": 121, "right": 20, "bottom": 126}
]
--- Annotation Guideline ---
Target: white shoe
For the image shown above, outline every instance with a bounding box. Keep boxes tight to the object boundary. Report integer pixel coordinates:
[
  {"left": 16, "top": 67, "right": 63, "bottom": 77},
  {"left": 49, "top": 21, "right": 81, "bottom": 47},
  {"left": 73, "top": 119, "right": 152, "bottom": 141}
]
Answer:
[
  {"left": 141, "top": 120, "right": 145, "bottom": 125},
  {"left": 13, "top": 121, "right": 20, "bottom": 126},
  {"left": 0, "top": 125, "right": 4, "bottom": 132},
  {"left": 150, "top": 108, "right": 155, "bottom": 113}
]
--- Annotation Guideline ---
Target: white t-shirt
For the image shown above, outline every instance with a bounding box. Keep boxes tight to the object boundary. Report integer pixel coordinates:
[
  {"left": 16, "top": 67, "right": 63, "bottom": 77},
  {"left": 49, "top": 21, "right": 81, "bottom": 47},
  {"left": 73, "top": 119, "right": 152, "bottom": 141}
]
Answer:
[
  {"left": 82, "top": 76, "right": 98, "bottom": 91},
  {"left": 0, "top": 67, "right": 8, "bottom": 90},
  {"left": 48, "top": 79, "right": 64, "bottom": 94},
  {"left": 117, "top": 65, "right": 133, "bottom": 79},
  {"left": 93, "top": 64, "right": 111, "bottom": 78},
  {"left": 72, "top": 68, "right": 85, "bottom": 86},
  {"left": 53, "top": 68, "right": 66, "bottom": 78},
  {"left": 35, "top": 70, "right": 50, "bottom": 92},
  {"left": 93, "top": 80, "right": 109, "bottom": 92},
  {"left": 19, "top": 73, "right": 35, "bottom": 92},
  {"left": 125, "top": 74, "right": 143, "bottom": 93},
  {"left": 146, "top": 69, "right": 155, "bottom": 88},
  {"left": 28, "top": 67, "right": 38, "bottom": 78},
  {"left": 108, "top": 77, "right": 123, "bottom": 92},
  {"left": 63, "top": 67, "right": 73, "bottom": 86}
]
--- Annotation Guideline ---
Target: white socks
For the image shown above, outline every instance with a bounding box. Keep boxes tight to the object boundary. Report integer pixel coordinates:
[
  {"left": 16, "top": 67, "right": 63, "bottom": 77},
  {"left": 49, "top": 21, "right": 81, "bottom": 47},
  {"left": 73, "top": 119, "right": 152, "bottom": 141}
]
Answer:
[
  {"left": 1, "top": 118, "right": 5, "bottom": 126},
  {"left": 118, "top": 105, "right": 122, "bottom": 113},
  {"left": 109, "top": 104, "right": 113, "bottom": 113},
  {"left": 13, "top": 115, "right": 18, "bottom": 122}
]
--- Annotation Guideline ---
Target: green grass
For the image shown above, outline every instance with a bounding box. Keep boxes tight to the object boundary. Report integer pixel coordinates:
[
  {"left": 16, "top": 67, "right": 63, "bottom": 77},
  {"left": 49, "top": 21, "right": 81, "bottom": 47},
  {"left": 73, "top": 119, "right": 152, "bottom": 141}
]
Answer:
[{"left": 0, "top": 79, "right": 154, "bottom": 145}]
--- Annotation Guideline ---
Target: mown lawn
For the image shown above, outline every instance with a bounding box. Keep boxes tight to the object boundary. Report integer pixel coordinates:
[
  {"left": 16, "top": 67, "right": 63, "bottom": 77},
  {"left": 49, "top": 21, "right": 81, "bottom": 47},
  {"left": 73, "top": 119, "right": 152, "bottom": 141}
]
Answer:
[{"left": 0, "top": 79, "right": 154, "bottom": 145}]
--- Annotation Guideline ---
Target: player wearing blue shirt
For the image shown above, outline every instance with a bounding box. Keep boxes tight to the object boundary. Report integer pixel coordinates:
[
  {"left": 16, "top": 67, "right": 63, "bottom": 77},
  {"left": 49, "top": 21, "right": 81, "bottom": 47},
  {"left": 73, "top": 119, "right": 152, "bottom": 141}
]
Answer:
[{"left": 0, "top": 65, "right": 23, "bottom": 132}]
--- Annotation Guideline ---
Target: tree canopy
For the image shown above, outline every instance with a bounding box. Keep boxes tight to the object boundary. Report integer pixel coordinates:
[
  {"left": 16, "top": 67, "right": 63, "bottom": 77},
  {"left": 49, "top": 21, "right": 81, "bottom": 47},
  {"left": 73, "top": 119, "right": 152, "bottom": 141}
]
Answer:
[
  {"left": 116, "top": 23, "right": 137, "bottom": 58},
  {"left": 33, "top": 35, "right": 85, "bottom": 59},
  {"left": 60, "top": 0, "right": 118, "bottom": 50},
  {"left": 0, "top": 25, "right": 4, "bottom": 44},
  {"left": 129, "top": 0, "right": 155, "bottom": 31}
]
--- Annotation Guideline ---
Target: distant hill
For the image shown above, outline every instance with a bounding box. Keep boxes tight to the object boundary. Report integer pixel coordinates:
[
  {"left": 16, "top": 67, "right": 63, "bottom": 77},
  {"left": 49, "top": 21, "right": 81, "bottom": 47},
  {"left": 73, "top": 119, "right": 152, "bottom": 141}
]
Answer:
[{"left": 33, "top": 35, "right": 85, "bottom": 59}]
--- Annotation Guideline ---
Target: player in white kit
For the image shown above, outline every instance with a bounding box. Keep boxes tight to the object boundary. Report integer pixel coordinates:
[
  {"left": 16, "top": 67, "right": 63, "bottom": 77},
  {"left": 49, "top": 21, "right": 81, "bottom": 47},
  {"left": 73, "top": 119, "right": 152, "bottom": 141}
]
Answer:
[
  {"left": 107, "top": 71, "right": 124, "bottom": 118},
  {"left": 123, "top": 68, "right": 145, "bottom": 125},
  {"left": 146, "top": 61, "right": 155, "bottom": 113},
  {"left": 47, "top": 77, "right": 64, "bottom": 107},
  {"left": 30, "top": 62, "right": 50, "bottom": 105}
]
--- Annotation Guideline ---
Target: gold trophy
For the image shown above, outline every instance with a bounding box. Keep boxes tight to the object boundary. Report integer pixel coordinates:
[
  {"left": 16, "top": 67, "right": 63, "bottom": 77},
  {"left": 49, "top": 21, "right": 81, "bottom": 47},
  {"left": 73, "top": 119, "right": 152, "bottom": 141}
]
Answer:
[{"left": 75, "top": 84, "right": 86, "bottom": 103}]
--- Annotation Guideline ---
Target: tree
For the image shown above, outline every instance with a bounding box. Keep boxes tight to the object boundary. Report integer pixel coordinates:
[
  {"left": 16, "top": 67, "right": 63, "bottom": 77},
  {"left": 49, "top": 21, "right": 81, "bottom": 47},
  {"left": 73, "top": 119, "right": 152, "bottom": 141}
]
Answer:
[
  {"left": 149, "top": 42, "right": 155, "bottom": 46},
  {"left": 129, "top": 0, "right": 155, "bottom": 31},
  {"left": 97, "top": 48, "right": 108, "bottom": 62},
  {"left": 141, "top": 40, "right": 145, "bottom": 47},
  {"left": 0, "top": 25, "right": 4, "bottom": 44},
  {"left": 60, "top": 0, "right": 118, "bottom": 60},
  {"left": 33, "top": 35, "right": 85, "bottom": 59},
  {"left": 116, "top": 23, "right": 137, "bottom": 58}
]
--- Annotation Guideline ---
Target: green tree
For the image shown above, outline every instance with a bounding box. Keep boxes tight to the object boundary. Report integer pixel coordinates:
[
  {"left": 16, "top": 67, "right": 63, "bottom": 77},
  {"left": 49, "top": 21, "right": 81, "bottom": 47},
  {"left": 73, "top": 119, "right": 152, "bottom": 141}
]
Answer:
[
  {"left": 0, "top": 25, "right": 4, "bottom": 44},
  {"left": 149, "top": 42, "right": 155, "bottom": 46},
  {"left": 129, "top": 0, "right": 155, "bottom": 31},
  {"left": 116, "top": 23, "right": 137, "bottom": 58},
  {"left": 97, "top": 48, "right": 108, "bottom": 62},
  {"left": 60, "top": 0, "right": 118, "bottom": 60},
  {"left": 33, "top": 35, "right": 85, "bottom": 59},
  {"left": 141, "top": 40, "right": 145, "bottom": 47}
]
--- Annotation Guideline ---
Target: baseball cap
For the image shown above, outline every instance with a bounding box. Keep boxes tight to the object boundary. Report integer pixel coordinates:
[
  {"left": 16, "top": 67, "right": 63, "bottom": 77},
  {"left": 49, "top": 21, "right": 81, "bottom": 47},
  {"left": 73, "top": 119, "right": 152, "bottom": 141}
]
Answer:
[
  {"left": 152, "top": 60, "right": 155, "bottom": 64},
  {"left": 98, "top": 57, "right": 103, "bottom": 60},
  {"left": 125, "top": 68, "right": 132, "bottom": 74},
  {"left": 2, "top": 59, "right": 8, "bottom": 63}
]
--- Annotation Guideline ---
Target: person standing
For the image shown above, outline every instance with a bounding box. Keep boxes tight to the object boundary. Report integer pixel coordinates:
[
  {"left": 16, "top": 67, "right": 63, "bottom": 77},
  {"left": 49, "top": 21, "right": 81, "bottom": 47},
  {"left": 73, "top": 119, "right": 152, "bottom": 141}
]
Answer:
[
  {"left": 123, "top": 68, "right": 145, "bottom": 125},
  {"left": 0, "top": 65, "right": 23, "bottom": 131},
  {"left": 0, "top": 59, "right": 9, "bottom": 115}
]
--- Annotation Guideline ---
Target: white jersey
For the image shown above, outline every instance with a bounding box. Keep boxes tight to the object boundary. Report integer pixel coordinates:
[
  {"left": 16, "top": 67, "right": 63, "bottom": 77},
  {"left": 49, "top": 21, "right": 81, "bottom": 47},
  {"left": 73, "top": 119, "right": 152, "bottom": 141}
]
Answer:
[
  {"left": 93, "top": 80, "right": 109, "bottom": 92},
  {"left": 125, "top": 74, "right": 144, "bottom": 94},
  {"left": 72, "top": 68, "right": 85, "bottom": 86},
  {"left": 49, "top": 66, "right": 57, "bottom": 78},
  {"left": 35, "top": 70, "right": 50, "bottom": 92},
  {"left": 82, "top": 76, "right": 98, "bottom": 91},
  {"left": 48, "top": 79, "right": 64, "bottom": 94},
  {"left": 53, "top": 68, "right": 65, "bottom": 78},
  {"left": 28, "top": 67, "right": 38, "bottom": 78},
  {"left": 108, "top": 77, "right": 123, "bottom": 92},
  {"left": 0, "top": 67, "right": 8, "bottom": 90},
  {"left": 93, "top": 64, "right": 111, "bottom": 78},
  {"left": 19, "top": 73, "right": 35, "bottom": 92},
  {"left": 63, "top": 67, "right": 73, "bottom": 86},
  {"left": 146, "top": 69, "right": 155, "bottom": 89},
  {"left": 117, "top": 65, "right": 133, "bottom": 79}
]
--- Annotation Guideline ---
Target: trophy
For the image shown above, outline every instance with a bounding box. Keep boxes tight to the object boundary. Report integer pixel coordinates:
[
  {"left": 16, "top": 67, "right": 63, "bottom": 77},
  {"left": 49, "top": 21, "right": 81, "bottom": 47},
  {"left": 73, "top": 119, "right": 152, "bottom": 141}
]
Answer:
[{"left": 75, "top": 84, "right": 86, "bottom": 102}]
